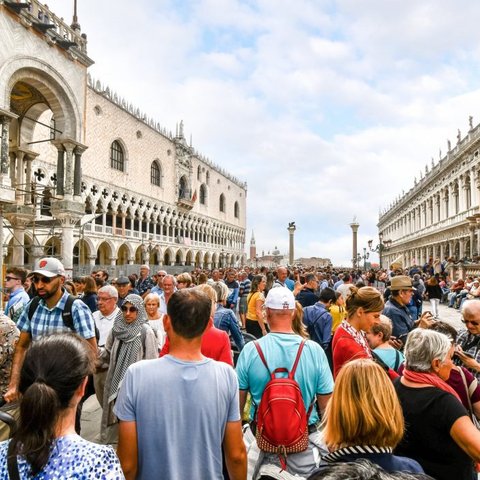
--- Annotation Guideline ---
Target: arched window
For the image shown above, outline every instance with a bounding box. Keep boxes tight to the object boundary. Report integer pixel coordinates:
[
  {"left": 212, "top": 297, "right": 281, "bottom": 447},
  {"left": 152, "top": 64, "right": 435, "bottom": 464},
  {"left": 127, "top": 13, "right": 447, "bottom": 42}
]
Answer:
[
  {"left": 151, "top": 161, "right": 161, "bottom": 186},
  {"left": 234, "top": 201, "right": 239, "bottom": 218},
  {"left": 197, "top": 165, "right": 201, "bottom": 180},
  {"left": 206, "top": 171, "right": 210, "bottom": 185},
  {"left": 110, "top": 140, "right": 125, "bottom": 171},
  {"left": 200, "top": 184, "right": 207, "bottom": 205},
  {"left": 179, "top": 176, "right": 188, "bottom": 199},
  {"left": 219, "top": 194, "right": 225, "bottom": 212}
]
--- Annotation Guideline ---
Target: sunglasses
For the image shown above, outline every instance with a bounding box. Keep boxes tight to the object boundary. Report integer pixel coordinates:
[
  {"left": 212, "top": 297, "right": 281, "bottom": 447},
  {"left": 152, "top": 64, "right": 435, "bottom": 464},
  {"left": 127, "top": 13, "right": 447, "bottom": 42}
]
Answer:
[
  {"left": 462, "top": 318, "right": 480, "bottom": 326},
  {"left": 5, "top": 276, "right": 19, "bottom": 281},
  {"left": 32, "top": 275, "right": 57, "bottom": 284},
  {"left": 121, "top": 305, "right": 138, "bottom": 313}
]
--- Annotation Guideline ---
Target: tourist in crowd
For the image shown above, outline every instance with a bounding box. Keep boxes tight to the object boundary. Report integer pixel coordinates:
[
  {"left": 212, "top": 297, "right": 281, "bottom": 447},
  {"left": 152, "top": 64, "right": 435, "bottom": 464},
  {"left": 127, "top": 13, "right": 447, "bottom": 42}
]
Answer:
[
  {"left": 159, "top": 274, "right": 176, "bottom": 314},
  {"left": 425, "top": 276, "right": 442, "bottom": 319},
  {"left": 245, "top": 274, "right": 267, "bottom": 338},
  {"left": 394, "top": 329, "right": 480, "bottom": 480},
  {"left": 0, "top": 334, "right": 124, "bottom": 478},
  {"left": 4, "top": 267, "right": 29, "bottom": 323},
  {"left": 160, "top": 284, "right": 233, "bottom": 365},
  {"left": 332, "top": 286, "right": 385, "bottom": 378},
  {"left": 317, "top": 358, "right": 424, "bottom": 473},
  {"left": 366, "top": 315, "right": 405, "bottom": 372},
  {"left": 428, "top": 321, "right": 480, "bottom": 419},
  {"left": 455, "top": 300, "right": 480, "bottom": 381},
  {"left": 176, "top": 272, "right": 192, "bottom": 289},
  {"left": 0, "top": 312, "right": 19, "bottom": 441},
  {"left": 330, "top": 291, "right": 347, "bottom": 333},
  {"left": 81, "top": 275, "right": 98, "bottom": 313},
  {"left": 135, "top": 265, "right": 155, "bottom": 299},
  {"left": 144, "top": 292, "right": 166, "bottom": 350},
  {"left": 212, "top": 281, "right": 244, "bottom": 352},
  {"left": 115, "top": 276, "right": 133, "bottom": 308},
  {"left": 100, "top": 294, "right": 157, "bottom": 445}
]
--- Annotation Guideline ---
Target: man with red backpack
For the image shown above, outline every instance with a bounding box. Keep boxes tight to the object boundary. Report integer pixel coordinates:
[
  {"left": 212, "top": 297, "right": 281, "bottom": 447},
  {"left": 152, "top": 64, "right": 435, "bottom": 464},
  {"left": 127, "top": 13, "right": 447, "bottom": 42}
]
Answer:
[{"left": 236, "top": 287, "right": 334, "bottom": 478}]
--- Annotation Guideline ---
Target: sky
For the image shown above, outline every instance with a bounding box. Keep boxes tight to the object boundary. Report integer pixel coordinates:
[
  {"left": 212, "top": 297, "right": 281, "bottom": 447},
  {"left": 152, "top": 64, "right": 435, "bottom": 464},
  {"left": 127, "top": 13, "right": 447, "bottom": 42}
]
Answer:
[{"left": 45, "top": 0, "right": 480, "bottom": 266}]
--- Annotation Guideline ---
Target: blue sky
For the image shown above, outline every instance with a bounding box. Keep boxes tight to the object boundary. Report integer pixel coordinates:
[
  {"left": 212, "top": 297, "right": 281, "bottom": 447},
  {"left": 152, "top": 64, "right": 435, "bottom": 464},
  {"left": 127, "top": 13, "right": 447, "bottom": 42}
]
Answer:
[{"left": 47, "top": 0, "right": 480, "bottom": 265}]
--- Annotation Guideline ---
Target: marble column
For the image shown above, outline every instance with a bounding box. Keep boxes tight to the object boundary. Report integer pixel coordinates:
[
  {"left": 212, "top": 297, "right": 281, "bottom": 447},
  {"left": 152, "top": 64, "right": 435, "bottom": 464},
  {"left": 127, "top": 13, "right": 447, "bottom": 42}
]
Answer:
[{"left": 0, "top": 115, "right": 12, "bottom": 175}]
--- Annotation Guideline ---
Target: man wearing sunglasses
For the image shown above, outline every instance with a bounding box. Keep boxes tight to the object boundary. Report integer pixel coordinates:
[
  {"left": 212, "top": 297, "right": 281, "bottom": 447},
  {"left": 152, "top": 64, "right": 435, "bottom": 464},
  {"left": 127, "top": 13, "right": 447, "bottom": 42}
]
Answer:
[
  {"left": 4, "top": 257, "right": 97, "bottom": 403},
  {"left": 4, "top": 267, "right": 30, "bottom": 323},
  {"left": 456, "top": 300, "right": 480, "bottom": 381}
]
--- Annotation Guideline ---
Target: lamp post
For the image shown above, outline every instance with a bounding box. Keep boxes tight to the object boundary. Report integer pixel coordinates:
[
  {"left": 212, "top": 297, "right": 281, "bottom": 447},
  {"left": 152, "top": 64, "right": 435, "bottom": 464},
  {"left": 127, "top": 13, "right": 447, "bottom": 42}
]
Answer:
[
  {"left": 352, "top": 248, "right": 369, "bottom": 271},
  {"left": 368, "top": 233, "right": 392, "bottom": 268}
]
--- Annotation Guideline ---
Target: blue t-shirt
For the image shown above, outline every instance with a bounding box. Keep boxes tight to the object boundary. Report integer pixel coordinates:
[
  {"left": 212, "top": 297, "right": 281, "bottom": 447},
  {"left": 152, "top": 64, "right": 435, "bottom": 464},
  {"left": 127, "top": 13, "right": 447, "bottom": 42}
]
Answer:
[
  {"left": 236, "top": 333, "right": 334, "bottom": 424},
  {"left": 0, "top": 434, "right": 124, "bottom": 479},
  {"left": 114, "top": 355, "right": 240, "bottom": 480},
  {"left": 374, "top": 347, "right": 405, "bottom": 371}
]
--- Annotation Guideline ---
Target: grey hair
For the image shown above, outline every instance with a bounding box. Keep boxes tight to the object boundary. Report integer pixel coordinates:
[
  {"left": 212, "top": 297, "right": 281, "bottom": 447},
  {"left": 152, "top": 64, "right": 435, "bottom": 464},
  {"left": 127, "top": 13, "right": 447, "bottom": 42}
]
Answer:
[
  {"left": 98, "top": 284, "right": 118, "bottom": 299},
  {"left": 144, "top": 293, "right": 161, "bottom": 305},
  {"left": 404, "top": 329, "right": 451, "bottom": 373},
  {"left": 212, "top": 281, "right": 229, "bottom": 303},
  {"left": 163, "top": 274, "right": 177, "bottom": 286},
  {"left": 307, "top": 459, "right": 432, "bottom": 479},
  {"left": 461, "top": 299, "right": 480, "bottom": 317}
]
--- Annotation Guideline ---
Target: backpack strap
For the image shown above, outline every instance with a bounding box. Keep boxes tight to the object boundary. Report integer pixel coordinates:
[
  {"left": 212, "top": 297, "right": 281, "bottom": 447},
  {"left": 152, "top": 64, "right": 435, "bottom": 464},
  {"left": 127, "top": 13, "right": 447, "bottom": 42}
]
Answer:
[
  {"left": 62, "top": 295, "right": 76, "bottom": 331},
  {"left": 289, "top": 340, "right": 306, "bottom": 379},
  {"left": 254, "top": 341, "right": 270, "bottom": 373},
  {"left": 27, "top": 296, "right": 41, "bottom": 321},
  {"left": 393, "top": 349, "right": 401, "bottom": 371}
]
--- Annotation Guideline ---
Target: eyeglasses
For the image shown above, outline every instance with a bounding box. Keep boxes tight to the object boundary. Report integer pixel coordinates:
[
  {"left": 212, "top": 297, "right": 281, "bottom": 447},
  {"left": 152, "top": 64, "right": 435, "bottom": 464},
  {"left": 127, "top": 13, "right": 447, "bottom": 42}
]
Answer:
[
  {"left": 32, "top": 275, "right": 57, "bottom": 284},
  {"left": 5, "top": 276, "right": 19, "bottom": 281},
  {"left": 121, "top": 305, "right": 138, "bottom": 313},
  {"left": 98, "top": 296, "right": 113, "bottom": 302},
  {"left": 462, "top": 318, "right": 480, "bottom": 326}
]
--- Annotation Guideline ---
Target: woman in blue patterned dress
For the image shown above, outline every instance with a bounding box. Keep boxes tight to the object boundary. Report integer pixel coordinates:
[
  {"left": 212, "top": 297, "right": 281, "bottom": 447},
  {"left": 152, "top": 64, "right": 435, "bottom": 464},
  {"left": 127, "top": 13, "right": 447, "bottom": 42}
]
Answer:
[{"left": 0, "top": 334, "right": 124, "bottom": 479}]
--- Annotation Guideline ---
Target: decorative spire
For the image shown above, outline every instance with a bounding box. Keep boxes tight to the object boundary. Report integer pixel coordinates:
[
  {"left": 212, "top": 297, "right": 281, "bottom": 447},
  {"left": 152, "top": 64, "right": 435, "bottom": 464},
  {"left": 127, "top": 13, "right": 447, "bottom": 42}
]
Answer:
[
  {"left": 250, "top": 230, "right": 255, "bottom": 245},
  {"left": 71, "top": 0, "right": 81, "bottom": 31}
]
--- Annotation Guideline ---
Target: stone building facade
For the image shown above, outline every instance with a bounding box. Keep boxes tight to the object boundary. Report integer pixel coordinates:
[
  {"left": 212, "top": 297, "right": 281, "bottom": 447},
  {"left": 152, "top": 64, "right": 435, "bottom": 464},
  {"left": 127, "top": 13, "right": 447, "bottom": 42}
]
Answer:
[
  {"left": 0, "top": 1, "right": 246, "bottom": 277},
  {"left": 378, "top": 120, "right": 480, "bottom": 271}
]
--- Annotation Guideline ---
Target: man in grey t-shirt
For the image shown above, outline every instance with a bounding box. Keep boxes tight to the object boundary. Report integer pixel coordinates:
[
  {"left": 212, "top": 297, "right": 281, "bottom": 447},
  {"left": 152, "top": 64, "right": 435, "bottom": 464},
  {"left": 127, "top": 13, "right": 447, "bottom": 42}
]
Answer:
[{"left": 115, "top": 289, "right": 247, "bottom": 479}]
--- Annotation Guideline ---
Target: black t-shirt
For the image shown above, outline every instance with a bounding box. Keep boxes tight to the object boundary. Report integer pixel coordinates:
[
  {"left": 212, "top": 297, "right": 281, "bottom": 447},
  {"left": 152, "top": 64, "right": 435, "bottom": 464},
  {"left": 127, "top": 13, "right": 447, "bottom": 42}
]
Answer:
[{"left": 394, "top": 379, "right": 475, "bottom": 480}]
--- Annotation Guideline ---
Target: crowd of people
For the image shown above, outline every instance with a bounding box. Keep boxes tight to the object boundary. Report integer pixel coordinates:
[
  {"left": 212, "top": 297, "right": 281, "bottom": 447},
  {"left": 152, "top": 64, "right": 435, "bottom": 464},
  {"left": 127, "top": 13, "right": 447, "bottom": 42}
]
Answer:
[{"left": 2, "top": 258, "right": 480, "bottom": 479}]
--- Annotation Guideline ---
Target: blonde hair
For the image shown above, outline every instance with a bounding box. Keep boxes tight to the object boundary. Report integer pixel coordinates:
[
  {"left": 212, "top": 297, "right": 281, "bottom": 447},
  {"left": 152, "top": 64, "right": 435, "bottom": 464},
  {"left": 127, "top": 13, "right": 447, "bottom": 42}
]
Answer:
[
  {"left": 144, "top": 293, "right": 161, "bottom": 306},
  {"left": 322, "top": 359, "right": 404, "bottom": 449},
  {"left": 176, "top": 272, "right": 192, "bottom": 287},
  {"left": 345, "top": 286, "right": 384, "bottom": 318},
  {"left": 194, "top": 284, "right": 216, "bottom": 317},
  {"left": 293, "top": 302, "right": 309, "bottom": 339}
]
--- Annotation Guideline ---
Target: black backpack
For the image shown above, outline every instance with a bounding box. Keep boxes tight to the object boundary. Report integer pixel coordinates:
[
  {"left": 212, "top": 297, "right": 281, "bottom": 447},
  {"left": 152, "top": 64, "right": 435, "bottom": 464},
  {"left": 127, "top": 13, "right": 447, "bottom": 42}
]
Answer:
[{"left": 28, "top": 294, "right": 100, "bottom": 341}]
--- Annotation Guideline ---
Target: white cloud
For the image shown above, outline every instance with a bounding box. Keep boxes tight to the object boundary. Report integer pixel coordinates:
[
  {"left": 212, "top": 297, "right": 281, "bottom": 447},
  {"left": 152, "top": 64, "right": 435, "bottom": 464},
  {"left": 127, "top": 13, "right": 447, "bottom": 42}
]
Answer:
[{"left": 44, "top": 0, "right": 480, "bottom": 265}]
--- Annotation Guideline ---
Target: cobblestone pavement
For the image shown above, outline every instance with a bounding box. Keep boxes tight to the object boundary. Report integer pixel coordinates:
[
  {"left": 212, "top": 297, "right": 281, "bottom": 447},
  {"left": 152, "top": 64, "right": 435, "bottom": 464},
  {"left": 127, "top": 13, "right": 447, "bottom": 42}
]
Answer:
[{"left": 80, "top": 301, "right": 467, "bottom": 444}]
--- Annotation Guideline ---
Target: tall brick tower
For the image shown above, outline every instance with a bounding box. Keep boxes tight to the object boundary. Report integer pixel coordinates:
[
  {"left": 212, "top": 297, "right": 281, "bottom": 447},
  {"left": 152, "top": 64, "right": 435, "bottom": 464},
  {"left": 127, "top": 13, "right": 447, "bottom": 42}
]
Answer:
[{"left": 249, "top": 231, "right": 256, "bottom": 261}]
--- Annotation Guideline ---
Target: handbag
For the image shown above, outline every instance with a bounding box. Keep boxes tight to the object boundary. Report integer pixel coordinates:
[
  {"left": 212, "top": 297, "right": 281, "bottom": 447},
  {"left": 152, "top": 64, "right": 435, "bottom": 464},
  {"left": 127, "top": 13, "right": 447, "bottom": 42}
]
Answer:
[{"left": 458, "top": 366, "right": 480, "bottom": 429}]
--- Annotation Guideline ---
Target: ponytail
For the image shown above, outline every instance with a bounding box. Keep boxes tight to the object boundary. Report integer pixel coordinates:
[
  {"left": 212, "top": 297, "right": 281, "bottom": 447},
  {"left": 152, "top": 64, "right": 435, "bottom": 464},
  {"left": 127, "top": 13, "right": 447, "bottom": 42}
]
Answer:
[
  {"left": 10, "top": 382, "right": 60, "bottom": 474},
  {"left": 8, "top": 334, "right": 95, "bottom": 474}
]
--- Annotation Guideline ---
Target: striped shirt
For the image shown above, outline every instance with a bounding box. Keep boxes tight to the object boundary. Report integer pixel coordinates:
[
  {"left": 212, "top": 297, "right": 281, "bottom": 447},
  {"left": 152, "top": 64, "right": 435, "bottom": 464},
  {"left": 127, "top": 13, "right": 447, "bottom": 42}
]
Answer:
[
  {"left": 240, "top": 279, "right": 251, "bottom": 297},
  {"left": 16, "top": 290, "right": 96, "bottom": 341}
]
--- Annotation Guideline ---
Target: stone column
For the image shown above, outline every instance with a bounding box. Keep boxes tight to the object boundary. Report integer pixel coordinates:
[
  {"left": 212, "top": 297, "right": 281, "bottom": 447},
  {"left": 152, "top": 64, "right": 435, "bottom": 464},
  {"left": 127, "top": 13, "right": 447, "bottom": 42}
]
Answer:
[
  {"left": 109, "top": 257, "right": 117, "bottom": 266},
  {"left": 57, "top": 217, "right": 78, "bottom": 278},
  {"left": 121, "top": 212, "right": 126, "bottom": 236},
  {"left": 0, "top": 115, "right": 12, "bottom": 175},
  {"left": 349, "top": 220, "right": 359, "bottom": 268},
  {"left": 459, "top": 239, "right": 465, "bottom": 260},
  {"left": 73, "top": 146, "right": 86, "bottom": 198},
  {"left": 14, "top": 151, "right": 25, "bottom": 203},
  {"left": 88, "top": 255, "right": 96, "bottom": 267},
  {"left": 470, "top": 225, "right": 476, "bottom": 258},
  {"left": 439, "top": 243, "right": 444, "bottom": 262},
  {"left": 56, "top": 147, "right": 65, "bottom": 196},
  {"left": 287, "top": 222, "right": 296, "bottom": 266}
]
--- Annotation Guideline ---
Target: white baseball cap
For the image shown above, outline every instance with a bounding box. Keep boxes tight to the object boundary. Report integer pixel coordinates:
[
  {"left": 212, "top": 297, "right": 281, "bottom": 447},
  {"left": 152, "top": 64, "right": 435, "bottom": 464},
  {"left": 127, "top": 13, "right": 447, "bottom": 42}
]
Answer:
[
  {"left": 265, "top": 286, "right": 295, "bottom": 310},
  {"left": 33, "top": 257, "right": 66, "bottom": 278}
]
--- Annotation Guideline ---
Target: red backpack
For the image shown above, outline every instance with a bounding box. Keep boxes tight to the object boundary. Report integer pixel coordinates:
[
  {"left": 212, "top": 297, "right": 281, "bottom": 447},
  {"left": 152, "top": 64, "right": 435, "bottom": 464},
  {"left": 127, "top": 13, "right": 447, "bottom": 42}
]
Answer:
[{"left": 253, "top": 340, "right": 312, "bottom": 470}]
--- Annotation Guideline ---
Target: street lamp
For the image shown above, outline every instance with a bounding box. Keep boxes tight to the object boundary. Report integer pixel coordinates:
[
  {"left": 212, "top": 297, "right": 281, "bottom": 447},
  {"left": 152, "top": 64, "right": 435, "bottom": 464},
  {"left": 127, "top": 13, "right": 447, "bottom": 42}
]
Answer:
[
  {"left": 368, "top": 233, "right": 392, "bottom": 268},
  {"left": 352, "top": 248, "right": 369, "bottom": 271}
]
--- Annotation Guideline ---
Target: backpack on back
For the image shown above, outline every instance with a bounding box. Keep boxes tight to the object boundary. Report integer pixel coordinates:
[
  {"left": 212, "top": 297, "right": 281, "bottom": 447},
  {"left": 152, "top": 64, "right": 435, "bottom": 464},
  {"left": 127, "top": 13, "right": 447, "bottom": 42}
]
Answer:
[{"left": 253, "top": 340, "right": 312, "bottom": 470}]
